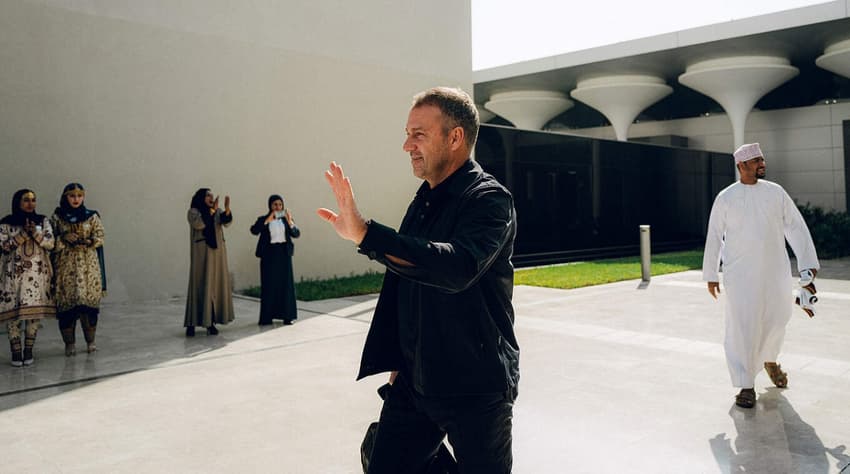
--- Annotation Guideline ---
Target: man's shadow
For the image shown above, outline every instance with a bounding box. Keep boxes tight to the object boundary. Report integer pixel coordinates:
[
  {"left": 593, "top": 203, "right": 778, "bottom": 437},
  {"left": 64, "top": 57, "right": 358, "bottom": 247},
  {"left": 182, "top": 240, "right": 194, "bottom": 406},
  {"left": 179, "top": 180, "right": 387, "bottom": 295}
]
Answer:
[{"left": 709, "top": 388, "right": 850, "bottom": 473}]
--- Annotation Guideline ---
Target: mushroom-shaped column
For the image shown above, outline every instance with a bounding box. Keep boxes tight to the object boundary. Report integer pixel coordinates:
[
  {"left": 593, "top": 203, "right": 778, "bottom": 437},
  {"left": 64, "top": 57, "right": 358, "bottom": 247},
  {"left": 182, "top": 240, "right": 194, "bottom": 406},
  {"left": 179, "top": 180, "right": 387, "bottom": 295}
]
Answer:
[
  {"left": 679, "top": 56, "right": 798, "bottom": 149},
  {"left": 816, "top": 38, "right": 850, "bottom": 78},
  {"left": 476, "top": 105, "right": 496, "bottom": 123},
  {"left": 570, "top": 75, "right": 672, "bottom": 141},
  {"left": 484, "top": 90, "right": 573, "bottom": 130}
]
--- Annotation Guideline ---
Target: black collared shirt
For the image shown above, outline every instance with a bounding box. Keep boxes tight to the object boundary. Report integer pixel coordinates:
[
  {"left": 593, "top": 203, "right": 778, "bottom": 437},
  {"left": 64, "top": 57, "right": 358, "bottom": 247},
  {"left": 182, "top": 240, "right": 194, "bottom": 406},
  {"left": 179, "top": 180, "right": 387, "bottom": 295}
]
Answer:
[{"left": 357, "top": 159, "right": 519, "bottom": 397}]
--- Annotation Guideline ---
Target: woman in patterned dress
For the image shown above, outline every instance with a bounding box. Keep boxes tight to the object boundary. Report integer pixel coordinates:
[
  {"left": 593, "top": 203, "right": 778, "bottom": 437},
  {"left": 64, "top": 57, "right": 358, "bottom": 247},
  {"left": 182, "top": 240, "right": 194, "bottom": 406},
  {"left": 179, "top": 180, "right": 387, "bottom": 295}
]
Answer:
[
  {"left": 51, "top": 183, "right": 106, "bottom": 356},
  {"left": 0, "top": 189, "right": 55, "bottom": 367}
]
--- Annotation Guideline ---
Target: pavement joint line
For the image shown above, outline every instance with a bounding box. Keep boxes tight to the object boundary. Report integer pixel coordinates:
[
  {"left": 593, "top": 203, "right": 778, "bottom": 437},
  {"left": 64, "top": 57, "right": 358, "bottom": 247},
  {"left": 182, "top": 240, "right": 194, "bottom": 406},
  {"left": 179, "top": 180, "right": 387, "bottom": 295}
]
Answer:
[
  {"left": 656, "top": 280, "right": 850, "bottom": 299},
  {"left": 300, "top": 300, "right": 378, "bottom": 319},
  {"left": 299, "top": 306, "right": 372, "bottom": 321},
  {"left": 0, "top": 368, "right": 145, "bottom": 399},
  {"left": 516, "top": 315, "right": 850, "bottom": 380},
  {"left": 0, "top": 328, "right": 367, "bottom": 399}
]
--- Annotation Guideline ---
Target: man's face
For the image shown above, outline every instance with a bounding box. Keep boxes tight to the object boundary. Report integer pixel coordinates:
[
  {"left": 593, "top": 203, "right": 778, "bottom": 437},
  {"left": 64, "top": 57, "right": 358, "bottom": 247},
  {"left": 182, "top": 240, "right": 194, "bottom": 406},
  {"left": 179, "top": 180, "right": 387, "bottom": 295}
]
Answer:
[
  {"left": 739, "top": 156, "right": 766, "bottom": 180},
  {"left": 403, "top": 105, "right": 453, "bottom": 186}
]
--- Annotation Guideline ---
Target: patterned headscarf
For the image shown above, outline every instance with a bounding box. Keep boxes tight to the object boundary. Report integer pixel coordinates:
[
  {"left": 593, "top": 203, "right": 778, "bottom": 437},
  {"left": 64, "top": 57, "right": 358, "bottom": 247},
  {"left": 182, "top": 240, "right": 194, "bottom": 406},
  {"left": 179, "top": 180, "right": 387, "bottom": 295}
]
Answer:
[{"left": 55, "top": 182, "right": 98, "bottom": 223}]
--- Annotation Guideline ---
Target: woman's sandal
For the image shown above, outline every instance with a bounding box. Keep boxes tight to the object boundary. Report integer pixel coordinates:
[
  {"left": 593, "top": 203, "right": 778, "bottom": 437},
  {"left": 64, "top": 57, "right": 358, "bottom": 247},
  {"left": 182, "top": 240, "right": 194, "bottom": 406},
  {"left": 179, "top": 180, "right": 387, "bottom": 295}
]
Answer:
[
  {"left": 735, "top": 389, "right": 756, "bottom": 408},
  {"left": 764, "top": 362, "right": 788, "bottom": 388}
]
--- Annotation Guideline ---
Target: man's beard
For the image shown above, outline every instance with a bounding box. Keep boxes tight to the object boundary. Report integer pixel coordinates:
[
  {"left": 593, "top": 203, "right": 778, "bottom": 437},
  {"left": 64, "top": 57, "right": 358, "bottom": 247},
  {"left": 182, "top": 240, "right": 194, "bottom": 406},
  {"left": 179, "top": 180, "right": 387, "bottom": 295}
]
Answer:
[{"left": 756, "top": 168, "right": 766, "bottom": 179}]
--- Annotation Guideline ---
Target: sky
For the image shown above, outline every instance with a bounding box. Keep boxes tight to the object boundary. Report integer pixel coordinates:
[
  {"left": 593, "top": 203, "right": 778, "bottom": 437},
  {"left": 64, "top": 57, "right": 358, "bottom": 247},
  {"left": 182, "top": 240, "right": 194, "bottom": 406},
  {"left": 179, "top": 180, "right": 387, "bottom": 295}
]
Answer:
[{"left": 472, "top": 0, "right": 831, "bottom": 70}]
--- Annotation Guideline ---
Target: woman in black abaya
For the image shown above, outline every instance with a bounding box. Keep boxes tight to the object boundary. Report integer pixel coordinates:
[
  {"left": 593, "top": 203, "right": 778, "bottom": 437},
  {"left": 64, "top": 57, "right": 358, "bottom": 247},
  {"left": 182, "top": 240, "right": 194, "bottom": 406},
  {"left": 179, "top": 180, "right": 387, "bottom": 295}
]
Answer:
[{"left": 250, "top": 195, "right": 300, "bottom": 325}]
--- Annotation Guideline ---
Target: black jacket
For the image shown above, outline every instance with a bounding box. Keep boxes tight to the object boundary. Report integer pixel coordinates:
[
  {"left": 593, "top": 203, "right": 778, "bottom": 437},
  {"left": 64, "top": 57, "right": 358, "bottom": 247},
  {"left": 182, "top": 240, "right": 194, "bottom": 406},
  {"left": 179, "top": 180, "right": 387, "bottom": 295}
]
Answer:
[
  {"left": 250, "top": 215, "right": 300, "bottom": 258},
  {"left": 356, "top": 160, "right": 519, "bottom": 397}
]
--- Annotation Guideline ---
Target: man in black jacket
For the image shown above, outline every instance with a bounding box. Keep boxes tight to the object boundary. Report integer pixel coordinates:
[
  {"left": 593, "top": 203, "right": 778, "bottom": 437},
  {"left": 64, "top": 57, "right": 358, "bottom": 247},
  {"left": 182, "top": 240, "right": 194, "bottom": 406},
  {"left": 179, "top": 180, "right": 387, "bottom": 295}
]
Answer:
[{"left": 318, "top": 87, "right": 519, "bottom": 473}]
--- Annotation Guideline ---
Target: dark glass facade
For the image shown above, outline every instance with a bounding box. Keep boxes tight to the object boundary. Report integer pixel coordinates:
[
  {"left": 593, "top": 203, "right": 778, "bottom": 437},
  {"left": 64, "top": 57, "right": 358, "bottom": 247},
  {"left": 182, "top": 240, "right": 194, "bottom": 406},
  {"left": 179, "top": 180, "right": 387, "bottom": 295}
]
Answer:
[
  {"left": 475, "top": 124, "right": 734, "bottom": 266},
  {"left": 845, "top": 120, "right": 850, "bottom": 213}
]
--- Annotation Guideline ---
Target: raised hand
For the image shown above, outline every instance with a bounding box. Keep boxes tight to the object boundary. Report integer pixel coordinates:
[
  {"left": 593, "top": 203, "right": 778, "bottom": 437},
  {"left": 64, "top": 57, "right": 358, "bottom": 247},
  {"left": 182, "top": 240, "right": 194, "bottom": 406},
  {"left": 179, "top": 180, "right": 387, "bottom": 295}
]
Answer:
[
  {"left": 224, "top": 195, "right": 231, "bottom": 213},
  {"left": 317, "top": 161, "right": 368, "bottom": 244}
]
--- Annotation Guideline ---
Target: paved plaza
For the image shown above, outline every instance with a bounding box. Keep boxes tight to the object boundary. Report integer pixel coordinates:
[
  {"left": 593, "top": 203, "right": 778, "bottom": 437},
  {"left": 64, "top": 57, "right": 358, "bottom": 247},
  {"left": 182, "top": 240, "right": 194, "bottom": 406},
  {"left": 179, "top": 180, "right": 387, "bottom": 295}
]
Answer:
[{"left": 1, "top": 259, "right": 849, "bottom": 473}]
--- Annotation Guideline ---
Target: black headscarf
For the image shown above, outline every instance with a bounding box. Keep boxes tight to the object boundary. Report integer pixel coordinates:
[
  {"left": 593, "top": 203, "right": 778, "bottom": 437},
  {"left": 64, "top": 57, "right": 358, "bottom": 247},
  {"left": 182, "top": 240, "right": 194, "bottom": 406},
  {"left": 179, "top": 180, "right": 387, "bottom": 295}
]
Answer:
[
  {"left": 190, "top": 188, "right": 217, "bottom": 249},
  {"left": 54, "top": 182, "right": 99, "bottom": 223},
  {"left": 0, "top": 189, "right": 46, "bottom": 226},
  {"left": 267, "top": 194, "right": 284, "bottom": 211}
]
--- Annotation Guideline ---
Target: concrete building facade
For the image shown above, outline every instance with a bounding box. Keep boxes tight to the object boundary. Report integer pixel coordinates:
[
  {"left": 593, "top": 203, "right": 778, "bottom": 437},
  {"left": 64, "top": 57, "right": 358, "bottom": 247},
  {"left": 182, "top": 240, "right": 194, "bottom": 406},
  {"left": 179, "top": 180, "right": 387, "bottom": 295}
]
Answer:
[{"left": 0, "top": 1, "right": 472, "bottom": 302}]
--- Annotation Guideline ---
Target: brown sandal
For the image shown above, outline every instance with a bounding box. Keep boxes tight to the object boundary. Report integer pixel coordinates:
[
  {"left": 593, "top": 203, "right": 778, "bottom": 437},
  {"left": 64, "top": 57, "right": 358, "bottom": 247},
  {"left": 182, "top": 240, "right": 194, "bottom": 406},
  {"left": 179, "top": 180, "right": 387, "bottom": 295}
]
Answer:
[
  {"left": 735, "top": 388, "right": 756, "bottom": 408},
  {"left": 764, "top": 362, "right": 788, "bottom": 388}
]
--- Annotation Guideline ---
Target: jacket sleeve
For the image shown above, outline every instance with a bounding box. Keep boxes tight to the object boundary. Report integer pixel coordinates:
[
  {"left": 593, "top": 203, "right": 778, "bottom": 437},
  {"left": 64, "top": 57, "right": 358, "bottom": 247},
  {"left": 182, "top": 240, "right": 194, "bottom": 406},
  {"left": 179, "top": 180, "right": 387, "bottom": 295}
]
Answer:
[
  {"left": 358, "top": 188, "right": 514, "bottom": 293},
  {"left": 289, "top": 224, "right": 300, "bottom": 239},
  {"left": 249, "top": 216, "right": 265, "bottom": 235}
]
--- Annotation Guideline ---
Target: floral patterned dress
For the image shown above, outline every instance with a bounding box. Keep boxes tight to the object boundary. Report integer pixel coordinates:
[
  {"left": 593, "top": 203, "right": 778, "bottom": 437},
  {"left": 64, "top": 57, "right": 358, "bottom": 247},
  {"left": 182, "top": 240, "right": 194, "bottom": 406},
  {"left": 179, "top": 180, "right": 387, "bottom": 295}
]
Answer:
[
  {"left": 0, "top": 221, "right": 56, "bottom": 323},
  {"left": 50, "top": 213, "right": 105, "bottom": 313}
]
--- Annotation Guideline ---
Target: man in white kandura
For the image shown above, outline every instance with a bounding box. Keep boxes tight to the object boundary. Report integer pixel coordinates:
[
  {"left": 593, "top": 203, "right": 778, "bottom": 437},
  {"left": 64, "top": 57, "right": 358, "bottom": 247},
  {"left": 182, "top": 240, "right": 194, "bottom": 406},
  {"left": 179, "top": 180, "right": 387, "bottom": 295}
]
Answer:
[{"left": 702, "top": 143, "right": 819, "bottom": 409}]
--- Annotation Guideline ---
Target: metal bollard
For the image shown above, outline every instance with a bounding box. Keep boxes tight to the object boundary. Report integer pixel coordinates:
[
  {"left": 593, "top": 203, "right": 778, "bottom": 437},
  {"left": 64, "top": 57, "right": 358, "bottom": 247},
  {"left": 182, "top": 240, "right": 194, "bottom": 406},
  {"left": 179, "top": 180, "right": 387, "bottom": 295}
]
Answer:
[{"left": 640, "top": 225, "right": 651, "bottom": 282}]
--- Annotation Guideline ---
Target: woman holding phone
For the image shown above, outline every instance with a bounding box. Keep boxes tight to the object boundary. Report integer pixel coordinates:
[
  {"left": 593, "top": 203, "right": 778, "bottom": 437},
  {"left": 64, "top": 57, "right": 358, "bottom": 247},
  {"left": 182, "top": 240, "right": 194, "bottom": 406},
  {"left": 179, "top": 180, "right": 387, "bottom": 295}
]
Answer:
[
  {"left": 250, "top": 194, "right": 300, "bottom": 326},
  {"left": 184, "top": 188, "right": 235, "bottom": 336},
  {"left": 0, "top": 189, "right": 55, "bottom": 366}
]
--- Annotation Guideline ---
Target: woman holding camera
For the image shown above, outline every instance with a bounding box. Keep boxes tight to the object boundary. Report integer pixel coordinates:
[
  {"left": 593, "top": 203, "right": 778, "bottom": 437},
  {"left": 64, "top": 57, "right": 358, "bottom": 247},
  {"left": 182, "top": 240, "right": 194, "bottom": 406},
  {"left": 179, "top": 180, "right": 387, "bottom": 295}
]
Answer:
[{"left": 250, "top": 194, "right": 300, "bottom": 326}]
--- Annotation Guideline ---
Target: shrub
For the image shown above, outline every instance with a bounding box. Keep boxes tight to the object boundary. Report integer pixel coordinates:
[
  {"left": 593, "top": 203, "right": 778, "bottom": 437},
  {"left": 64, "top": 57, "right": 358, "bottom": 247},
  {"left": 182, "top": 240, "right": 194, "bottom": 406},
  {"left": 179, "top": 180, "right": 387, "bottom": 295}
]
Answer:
[{"left": 797, "top": 203, "right": 850, "bottom": 259}]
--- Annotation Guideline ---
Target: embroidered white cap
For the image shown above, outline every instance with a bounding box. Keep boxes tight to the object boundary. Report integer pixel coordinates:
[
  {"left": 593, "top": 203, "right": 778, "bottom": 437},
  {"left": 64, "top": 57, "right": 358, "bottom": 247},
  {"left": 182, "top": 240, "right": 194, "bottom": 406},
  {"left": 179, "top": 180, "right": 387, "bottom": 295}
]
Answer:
[{"left": 733, "top": 143, "right": 763, "bottom": 163}]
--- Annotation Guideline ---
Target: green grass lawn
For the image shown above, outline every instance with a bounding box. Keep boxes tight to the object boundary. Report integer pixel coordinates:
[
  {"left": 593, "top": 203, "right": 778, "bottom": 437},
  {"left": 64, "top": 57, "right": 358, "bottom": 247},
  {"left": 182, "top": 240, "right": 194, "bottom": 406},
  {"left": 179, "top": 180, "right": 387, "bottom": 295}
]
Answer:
[
  {"left": 241, "top": 250, "right": 704, "bottom": 300},
  {"left": 242, "top": 271, "right": 385, "bottom": 302},
  {"left": 515, "top": 250, "right": 703, "bottom": 290}
]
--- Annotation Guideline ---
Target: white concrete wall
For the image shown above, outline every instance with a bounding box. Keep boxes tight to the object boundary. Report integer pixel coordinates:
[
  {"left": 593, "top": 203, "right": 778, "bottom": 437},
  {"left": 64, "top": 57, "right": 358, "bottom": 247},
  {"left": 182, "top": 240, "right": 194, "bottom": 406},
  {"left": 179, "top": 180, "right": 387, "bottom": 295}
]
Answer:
[
  {"left": 566, "top": 102, "right": 849, "bottom": 212},
  {"left": 0, "top": 1, "right": 473, "bottom": 301}
]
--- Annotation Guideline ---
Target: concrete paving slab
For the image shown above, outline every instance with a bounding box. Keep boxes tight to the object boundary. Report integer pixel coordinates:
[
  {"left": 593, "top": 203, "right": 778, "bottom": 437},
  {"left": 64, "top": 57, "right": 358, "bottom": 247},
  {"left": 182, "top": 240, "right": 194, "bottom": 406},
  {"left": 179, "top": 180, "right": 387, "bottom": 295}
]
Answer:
[{"left": 1, "top": 259, "right": 849, "bottom": 473}]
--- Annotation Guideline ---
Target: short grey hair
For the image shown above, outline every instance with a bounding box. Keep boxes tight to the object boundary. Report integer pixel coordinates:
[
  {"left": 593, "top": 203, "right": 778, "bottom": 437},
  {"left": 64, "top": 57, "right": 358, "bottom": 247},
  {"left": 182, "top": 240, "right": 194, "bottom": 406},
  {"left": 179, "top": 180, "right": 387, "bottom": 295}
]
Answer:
[{"left": 412, "top": 87, "right": 479, "bottom": 150}]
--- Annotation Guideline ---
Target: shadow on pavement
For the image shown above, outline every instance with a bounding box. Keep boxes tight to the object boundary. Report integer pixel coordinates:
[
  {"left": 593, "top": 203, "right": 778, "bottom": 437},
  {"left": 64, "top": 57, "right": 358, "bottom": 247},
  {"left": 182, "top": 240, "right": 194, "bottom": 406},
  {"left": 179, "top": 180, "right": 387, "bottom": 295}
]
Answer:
[
  {"left": 710, "top": 388, "right": 850, "bottom": 473},
  {"left": 0, "top": 295, "right": 334, "bottom": 412}
]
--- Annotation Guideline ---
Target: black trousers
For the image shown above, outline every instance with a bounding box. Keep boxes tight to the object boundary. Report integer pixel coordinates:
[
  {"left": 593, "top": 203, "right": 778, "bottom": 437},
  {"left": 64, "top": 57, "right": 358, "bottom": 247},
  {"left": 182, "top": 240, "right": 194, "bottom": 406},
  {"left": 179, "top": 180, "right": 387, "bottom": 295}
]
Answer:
[{"left": 367, "top": 373, "right": 514, "bottom": 474}]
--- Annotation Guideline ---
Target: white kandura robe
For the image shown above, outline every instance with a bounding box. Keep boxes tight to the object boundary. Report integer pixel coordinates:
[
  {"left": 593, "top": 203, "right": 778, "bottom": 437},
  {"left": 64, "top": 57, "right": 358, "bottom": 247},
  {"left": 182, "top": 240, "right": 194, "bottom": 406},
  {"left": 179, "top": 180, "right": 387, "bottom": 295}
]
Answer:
[{"left": 702, "top": 180, "right": 819, "bottom": 388}]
